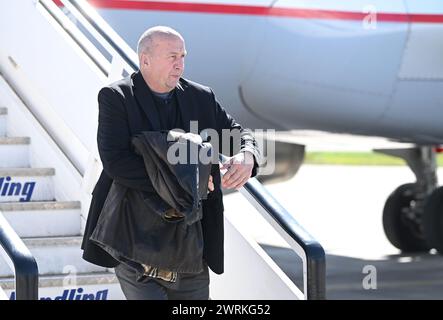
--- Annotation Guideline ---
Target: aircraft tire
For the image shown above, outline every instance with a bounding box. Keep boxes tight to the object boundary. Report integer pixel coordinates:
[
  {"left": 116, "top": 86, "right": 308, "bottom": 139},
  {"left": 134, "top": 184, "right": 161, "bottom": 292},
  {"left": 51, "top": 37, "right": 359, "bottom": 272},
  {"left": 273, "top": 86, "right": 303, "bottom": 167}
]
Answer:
[
  {"left": 382, "top": 183, "right": 430, "bottom": 252},
  {"left": 423, "top": 186, "right": 443, "bottom": 254}
]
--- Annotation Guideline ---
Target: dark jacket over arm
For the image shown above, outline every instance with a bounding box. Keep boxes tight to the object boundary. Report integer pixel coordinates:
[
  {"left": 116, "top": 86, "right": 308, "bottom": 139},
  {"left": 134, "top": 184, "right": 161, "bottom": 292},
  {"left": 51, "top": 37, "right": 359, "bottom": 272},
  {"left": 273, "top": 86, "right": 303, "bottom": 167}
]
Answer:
[{"left": 90, "top": 131, "right": 212, "bottom": 273}]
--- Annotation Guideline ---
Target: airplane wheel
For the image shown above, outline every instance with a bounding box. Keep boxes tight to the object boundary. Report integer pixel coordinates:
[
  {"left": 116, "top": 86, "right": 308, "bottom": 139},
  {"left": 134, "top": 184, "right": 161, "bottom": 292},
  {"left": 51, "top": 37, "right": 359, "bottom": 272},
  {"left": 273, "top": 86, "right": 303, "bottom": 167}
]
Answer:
[
  {"left": 382, "top": 183, "right": 430, "bottom": 252},
  {"left": 423, "top": 186, "right": 443, "bottom": 253}
]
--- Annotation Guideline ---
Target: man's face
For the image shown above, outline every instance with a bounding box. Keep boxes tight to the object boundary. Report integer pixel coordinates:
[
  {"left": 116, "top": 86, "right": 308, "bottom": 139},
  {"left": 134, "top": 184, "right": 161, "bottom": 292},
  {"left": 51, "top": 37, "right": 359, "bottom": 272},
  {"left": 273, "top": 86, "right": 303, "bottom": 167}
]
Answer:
[{"left": 143, "top": 35, "right": 186, "bottom": 93}]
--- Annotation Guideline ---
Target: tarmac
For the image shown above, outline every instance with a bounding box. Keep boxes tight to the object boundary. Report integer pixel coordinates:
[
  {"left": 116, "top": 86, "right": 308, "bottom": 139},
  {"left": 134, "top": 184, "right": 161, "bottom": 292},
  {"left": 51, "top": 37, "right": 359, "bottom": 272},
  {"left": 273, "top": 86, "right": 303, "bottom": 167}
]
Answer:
[{"left": 223, "top": 164, "right": 443, "bottom": 299}]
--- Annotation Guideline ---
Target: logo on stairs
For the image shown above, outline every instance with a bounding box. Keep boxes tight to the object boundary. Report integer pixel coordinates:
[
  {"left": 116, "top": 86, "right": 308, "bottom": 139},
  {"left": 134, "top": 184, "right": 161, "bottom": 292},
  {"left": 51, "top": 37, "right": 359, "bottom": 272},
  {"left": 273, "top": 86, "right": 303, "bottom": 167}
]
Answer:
[
  {"left": 9, "top": 287, "right": 109, "bottom": 300},
  {"left": 0, "top": 176, "right": 35, "bottom": 201}
]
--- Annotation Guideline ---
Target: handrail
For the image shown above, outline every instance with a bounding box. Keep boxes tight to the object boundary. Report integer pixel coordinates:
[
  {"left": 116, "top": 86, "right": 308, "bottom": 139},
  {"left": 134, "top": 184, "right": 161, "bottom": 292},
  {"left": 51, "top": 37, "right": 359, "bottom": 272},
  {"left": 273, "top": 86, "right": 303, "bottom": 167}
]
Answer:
[
  {"left": 45, "top": 0, "right": 138, "bottom": 78},
  {"left": 0, "top": 213, "right": 38, "bottom": 300},
  {"left": 220, "top": 154, "right": 326, "bottom": 299},
  {"left": 62, "top": 0, "right": 138, "bottom": 71},
  {"left": 38, "top": 0, "right": 110, "bottom": 77},
  {"left": 242, "top": 179, "right": 326, "bottom": 299}
]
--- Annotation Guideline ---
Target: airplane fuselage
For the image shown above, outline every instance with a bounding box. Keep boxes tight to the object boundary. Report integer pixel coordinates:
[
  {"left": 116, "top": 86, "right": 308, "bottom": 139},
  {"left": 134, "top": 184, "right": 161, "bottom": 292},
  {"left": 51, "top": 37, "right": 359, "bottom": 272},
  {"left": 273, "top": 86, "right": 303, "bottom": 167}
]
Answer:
[{"left": 88, "top": 0, "right": 443, "bottom": 144}]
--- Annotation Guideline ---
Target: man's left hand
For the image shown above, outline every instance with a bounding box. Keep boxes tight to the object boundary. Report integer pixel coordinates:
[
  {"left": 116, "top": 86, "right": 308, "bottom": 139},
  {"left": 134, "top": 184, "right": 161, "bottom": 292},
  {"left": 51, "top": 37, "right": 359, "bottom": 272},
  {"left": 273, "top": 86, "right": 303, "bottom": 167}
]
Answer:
[{"left": 220, "top": 151, "right": 255, "bottom": 190}]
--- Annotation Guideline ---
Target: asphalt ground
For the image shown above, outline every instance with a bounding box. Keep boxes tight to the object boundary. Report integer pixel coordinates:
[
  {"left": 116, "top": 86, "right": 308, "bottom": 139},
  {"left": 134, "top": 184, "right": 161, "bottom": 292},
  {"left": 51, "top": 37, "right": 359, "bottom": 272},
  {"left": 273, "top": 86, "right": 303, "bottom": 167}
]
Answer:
[{"left": 223, "top": 164, "right": 443, "bottom": 299}]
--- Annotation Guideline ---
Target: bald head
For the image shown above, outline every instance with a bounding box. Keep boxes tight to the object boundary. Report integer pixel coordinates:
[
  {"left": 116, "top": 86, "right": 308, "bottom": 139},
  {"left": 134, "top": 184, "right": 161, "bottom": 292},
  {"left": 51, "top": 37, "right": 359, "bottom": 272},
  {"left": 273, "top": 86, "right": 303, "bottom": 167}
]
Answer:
[
  {"left": 137, "top": 26, "right": 185, "bottom": 61},
  {"left": 137, "top": 26, "right": 186, "bottom": 93}
]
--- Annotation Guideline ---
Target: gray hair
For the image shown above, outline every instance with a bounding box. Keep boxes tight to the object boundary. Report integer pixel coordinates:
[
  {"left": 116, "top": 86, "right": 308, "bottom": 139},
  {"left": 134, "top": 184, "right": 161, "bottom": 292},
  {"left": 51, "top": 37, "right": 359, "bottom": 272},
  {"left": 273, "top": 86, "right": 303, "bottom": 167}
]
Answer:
[{"left": 137, "top": 26, "right": 184, "bottom": 59}]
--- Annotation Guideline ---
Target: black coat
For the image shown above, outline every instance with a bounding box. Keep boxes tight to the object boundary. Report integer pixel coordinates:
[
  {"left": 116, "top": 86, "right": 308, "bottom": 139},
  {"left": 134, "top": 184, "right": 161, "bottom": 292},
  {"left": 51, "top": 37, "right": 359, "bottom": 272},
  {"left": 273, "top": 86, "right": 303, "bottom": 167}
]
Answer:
[{"left": 81, "top": 71, "right": 260, "bottom": 274}]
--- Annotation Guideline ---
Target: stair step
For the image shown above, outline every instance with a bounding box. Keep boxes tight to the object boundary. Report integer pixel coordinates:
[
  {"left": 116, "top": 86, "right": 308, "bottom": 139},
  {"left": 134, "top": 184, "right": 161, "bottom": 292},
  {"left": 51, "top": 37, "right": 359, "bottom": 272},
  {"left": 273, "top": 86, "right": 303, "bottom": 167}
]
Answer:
[
  {"left": 0, "top": 201, "right": 81, "bottom": 237},
  {"left": 0, "top": 271, "right": 118, "bottom": 290},
  {"left": 0, "top": 272, "right": 125, "bottom": 300},
  {"left": 0, "top": 167, "right": 54, "bottom": 176},
  {"left": 0, "top": 200, "right": 79, "bottom": 211},
  {"left": 0, "top": 137, "right": 30, "bottom": 144},
  {"left": 23, "top": 235, "right": 82, "bottom": 247},
  {"left": 0, "top": 137, "right": 30, "bottom": 167},
  {"left": 0, "top": 108, "right": 6, "bottom": 137},
  {"left": 0, "top": 236, "right": 107, "bottom": 277},
  {"left": 0, "top": 168, "right": 55, "bottom": 202}
]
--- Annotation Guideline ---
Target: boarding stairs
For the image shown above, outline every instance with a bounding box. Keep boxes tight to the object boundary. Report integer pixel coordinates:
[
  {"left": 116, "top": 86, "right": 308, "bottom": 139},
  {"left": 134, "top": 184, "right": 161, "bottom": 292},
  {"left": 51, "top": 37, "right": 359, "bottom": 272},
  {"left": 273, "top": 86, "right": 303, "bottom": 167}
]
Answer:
[{"left": 0, "top": 83, "right": 124, "bottom": 300}]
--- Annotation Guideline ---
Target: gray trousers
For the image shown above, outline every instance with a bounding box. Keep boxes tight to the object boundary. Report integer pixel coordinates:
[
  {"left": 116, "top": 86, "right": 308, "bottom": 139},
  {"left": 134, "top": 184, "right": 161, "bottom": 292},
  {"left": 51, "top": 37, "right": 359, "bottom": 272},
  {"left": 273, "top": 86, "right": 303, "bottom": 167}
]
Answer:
[{"left": 114, "top": 262, "right": 210, "bottom": 300}]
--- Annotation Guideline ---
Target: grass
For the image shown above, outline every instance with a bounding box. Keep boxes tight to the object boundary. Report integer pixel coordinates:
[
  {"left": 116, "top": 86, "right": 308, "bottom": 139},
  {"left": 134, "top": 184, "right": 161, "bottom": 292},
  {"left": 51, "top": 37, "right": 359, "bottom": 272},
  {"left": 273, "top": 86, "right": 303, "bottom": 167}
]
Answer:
[{"left": 305, "top": 152, "right": 443, "bottom": 166}]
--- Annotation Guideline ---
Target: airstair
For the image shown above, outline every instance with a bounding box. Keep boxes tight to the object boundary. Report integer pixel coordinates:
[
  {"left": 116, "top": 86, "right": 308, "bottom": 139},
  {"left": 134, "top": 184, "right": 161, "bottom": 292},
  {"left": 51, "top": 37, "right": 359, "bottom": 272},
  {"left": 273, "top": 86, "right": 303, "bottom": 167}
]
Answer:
[{"left": 0, "top": 70, "right": 123, "bottom": 301}]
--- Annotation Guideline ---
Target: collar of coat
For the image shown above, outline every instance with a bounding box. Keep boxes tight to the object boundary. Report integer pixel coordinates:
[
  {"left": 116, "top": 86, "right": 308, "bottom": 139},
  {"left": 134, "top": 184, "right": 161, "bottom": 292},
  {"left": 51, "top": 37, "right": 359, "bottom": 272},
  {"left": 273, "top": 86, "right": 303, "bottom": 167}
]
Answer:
[{"left": 131, "top": 70, "right": 194, "bottom": 133}]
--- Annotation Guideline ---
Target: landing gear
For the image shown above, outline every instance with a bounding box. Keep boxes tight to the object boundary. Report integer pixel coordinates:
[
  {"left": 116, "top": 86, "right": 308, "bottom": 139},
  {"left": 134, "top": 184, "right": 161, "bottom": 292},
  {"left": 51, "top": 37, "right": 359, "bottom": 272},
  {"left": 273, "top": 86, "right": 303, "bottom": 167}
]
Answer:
[
  {"left": 423, "top": 186, "right": 443, "bottom": 253},
  {"left": 382, "top": 183, "right": 429, "bottom": 252},
  {"left": 376, "top": 146, "right": 440, "bottom": 253}
]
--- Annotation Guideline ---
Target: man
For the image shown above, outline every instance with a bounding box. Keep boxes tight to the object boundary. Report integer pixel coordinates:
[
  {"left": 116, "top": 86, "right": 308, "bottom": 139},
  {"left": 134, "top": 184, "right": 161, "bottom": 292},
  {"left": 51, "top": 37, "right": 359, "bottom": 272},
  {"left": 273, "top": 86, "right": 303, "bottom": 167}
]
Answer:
[{"left": 81, "top": 26, "right": 260, "bottom": 300}]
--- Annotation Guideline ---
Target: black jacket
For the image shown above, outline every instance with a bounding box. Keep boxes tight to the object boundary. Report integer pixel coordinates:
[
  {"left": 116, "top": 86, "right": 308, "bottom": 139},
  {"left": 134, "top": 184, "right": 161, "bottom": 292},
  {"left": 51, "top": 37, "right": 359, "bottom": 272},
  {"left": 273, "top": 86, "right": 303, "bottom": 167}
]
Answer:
[
  {"left": 89, "top": 131, "right": 212, "bottom": 273},
  {"left": 81, "top": 71, "right": 260, "bottom": 274}
]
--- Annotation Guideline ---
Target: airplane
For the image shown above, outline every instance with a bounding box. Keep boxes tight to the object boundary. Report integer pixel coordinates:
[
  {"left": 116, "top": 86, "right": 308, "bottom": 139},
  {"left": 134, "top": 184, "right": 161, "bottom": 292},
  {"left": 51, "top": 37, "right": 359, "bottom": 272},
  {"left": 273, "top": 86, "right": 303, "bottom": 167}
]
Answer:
[{"left": 74, "top": 0, "right": 443, "bottom": 257}]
